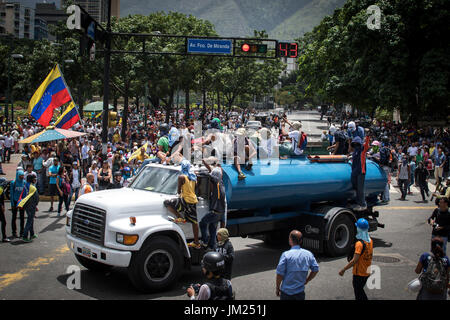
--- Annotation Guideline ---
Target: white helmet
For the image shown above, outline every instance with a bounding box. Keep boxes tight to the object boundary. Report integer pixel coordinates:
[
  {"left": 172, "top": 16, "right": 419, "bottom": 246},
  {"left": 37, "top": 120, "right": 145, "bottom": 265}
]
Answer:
[
  {"left": 348, "top": 121, "right": 356, "bottom": 132},
  {"left": 329, "top": 126, "right": 337, "bottom": 135},
  {"left": 406, "top": 278, "right": 421, "bottom": 293}
]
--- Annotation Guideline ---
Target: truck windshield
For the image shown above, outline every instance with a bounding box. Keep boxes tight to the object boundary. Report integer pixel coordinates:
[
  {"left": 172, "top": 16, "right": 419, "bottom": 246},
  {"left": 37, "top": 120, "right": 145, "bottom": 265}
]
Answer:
[{"left": 129, "top": 166, "right": 179, "bottom": 195}]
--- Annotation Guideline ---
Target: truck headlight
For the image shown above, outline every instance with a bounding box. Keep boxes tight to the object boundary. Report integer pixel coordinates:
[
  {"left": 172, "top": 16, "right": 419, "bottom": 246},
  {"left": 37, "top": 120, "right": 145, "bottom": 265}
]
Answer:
[{"left": 116, "top": 233, "right": 139, "bottom": 246}]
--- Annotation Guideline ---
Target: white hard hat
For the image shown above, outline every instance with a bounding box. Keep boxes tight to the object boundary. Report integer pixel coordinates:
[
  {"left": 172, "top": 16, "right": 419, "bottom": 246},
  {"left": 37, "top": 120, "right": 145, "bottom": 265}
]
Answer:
[
  {"left": 406, "top": 278, "right": 421, "bottom": 293},
  {"left": 348, "top": 121, "right": 356, "bottom": 131},
  {"left": 329, "top": 126, "right": 337, "bottom": 135}
]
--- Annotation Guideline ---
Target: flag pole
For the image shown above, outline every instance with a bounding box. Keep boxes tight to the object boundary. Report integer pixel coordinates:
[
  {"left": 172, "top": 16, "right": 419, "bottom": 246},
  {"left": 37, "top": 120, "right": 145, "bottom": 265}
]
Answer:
[{"left": 57, "top": 64, "right": 82, "bottom": 123}]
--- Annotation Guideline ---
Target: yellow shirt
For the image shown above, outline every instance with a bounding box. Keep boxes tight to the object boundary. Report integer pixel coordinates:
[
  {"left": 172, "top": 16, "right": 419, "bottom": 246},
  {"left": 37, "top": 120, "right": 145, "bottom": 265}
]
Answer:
[
  {"left": 113, "top": 134, "right": 121, "bottom": 143},
  {"left": 181, "top": 176, "right": 197, "bottom": 204},
  {"left": 136, "top": 153, "right": 150, "bottom": 162}
]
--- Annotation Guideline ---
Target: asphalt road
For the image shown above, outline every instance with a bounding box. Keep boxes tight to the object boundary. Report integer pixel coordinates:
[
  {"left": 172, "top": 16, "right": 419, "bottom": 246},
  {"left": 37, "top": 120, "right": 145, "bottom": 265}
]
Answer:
[{"left": 0, "top": 112, "right": 443, "bottom": 300}]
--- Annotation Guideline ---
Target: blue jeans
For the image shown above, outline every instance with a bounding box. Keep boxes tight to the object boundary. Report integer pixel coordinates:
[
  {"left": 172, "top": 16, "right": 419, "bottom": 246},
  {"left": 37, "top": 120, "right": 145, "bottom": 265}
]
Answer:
[
  {"left": 432, "top": 236, "right": 448, "bottom": 255},
  {"left": 23, "top": 207, "right": 36, "bottom": 239},
  {"left": 398, "top": 179, "right": 409, "bottom": 199},
  {"left": 408, "top": 174, "right": 415, "bottom": 193},
  {"left": 200, "top": 211, "right": 221, "bottom": 249},
  {"left": 351, "top": 173, "right": 367, "bottom": 207},
  {"left": 382, "top": 166, "right": 390, "bottom": 202},
  {"left": 69, "top": 187, "right": 80, "bottom": 207}
]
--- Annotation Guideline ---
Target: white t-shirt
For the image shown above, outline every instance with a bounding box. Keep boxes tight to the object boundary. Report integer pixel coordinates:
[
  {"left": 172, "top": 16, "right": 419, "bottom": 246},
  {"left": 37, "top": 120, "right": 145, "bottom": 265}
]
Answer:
[
  {"left": 288, "top": 131, "right": 304, "bottom": 155},
  {"left": 72, "top": 169, "right": 81, "bottom": 188},
  {"left": 407, "top": 146, "right": 418, "bottom": 156}
]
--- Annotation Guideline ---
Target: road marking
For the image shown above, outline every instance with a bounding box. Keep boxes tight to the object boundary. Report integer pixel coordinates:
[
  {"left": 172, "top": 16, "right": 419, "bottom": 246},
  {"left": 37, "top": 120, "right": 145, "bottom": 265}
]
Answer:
[{"left": 0, "top": 245, "right": 69, "bottom": 291}]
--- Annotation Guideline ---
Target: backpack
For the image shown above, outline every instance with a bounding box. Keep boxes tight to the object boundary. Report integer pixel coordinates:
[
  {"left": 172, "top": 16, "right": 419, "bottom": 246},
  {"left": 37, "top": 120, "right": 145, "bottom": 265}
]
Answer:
[
  {"left": 347, "top": 240, "right": 366, "bottom": 262},
  {"left": 205, "top": 278, "right": 234, "bottom": 301},
  {"left": 379, "top": 147, "right": 390, "bottom": 166},
  {"left": 419, "top": 254, "right": 448, "bottom": 294},
  {"left": 61, "top": 178, "right": 71, "bottom": 196},
  {"left": 298, "top": 132, "right": 308, "bottom": 151}
]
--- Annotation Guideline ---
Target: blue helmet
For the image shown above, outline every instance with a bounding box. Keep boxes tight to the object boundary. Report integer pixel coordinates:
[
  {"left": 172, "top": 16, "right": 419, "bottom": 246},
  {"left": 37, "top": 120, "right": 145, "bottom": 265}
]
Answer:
[{"left": 355, "top": 218, "right": 369, "bottom": 230}]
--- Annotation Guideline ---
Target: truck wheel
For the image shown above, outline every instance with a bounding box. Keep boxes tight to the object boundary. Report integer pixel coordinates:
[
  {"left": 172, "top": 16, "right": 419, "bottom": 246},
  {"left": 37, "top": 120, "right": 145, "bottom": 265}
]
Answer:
[
  {"left": 325, "top": 215, "right": 355, "bottom": 257},
  {"left": 75, "top": 254, "right": 112, "bottom": 272},
  {"left": 128, "top": 236, "right": 183, "bottom": 293}
]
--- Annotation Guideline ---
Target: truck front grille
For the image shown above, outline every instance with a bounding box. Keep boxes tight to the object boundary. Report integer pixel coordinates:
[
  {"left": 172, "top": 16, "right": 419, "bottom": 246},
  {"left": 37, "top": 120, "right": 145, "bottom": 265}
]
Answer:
[
  {"left": 302, "top": 238, "right": 321, "bottom": 251},
  {"left": 71, "top": 203, "right": 106, "bottom": 246}
]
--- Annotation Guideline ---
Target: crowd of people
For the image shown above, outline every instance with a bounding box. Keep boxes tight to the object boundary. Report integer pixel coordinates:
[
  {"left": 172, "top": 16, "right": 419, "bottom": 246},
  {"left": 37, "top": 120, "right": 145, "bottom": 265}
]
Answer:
[{"left": 0, "top": 105, "right": 448, "bottom": 300}]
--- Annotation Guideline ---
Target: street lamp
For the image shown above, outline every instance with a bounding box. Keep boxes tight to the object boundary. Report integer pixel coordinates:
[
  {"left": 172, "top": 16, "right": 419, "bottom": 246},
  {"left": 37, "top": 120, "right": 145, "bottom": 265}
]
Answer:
[{"left": 51, "top": 41, "right": 73, "bottom": 73}]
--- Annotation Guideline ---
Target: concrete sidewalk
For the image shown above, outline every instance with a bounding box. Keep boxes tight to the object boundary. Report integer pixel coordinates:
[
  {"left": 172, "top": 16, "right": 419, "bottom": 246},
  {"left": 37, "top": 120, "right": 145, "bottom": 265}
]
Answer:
[
  {"left": 1, "top": 153, "right": 80, "bottom": 202},
  {"left": 1, "top": 153, "right": 21, "bottom": 180}
]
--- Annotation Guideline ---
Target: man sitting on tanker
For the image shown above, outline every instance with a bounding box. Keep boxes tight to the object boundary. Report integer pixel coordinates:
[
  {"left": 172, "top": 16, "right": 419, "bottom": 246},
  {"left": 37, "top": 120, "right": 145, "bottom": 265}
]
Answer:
[
  {"left": 279, "top": 119, "right": 308, "bottom": 158},
  {"left": 233, "top": 128, "right": 257, "bottom": 181}
]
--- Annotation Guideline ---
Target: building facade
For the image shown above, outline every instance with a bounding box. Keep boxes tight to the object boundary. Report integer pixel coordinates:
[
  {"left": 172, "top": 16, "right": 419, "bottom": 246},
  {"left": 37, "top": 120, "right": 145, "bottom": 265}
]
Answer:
[
  {"left": 63, "top": 0, "right": 119, "bottom": 23},
  {"left": 0, "top": 1, "right": 35, "bottom": 39}
]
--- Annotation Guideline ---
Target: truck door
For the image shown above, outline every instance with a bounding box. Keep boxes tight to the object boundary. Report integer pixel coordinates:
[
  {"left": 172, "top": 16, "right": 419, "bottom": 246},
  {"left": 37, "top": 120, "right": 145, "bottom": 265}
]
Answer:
[{"left": 196, "top": 173, "right": 211, "bottom": 225}]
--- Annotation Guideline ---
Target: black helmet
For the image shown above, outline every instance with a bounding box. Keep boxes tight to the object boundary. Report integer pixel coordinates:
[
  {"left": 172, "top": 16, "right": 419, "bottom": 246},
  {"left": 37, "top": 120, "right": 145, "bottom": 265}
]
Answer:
[
  {"left": 201, "top": 251, "right": 225, "bottom": 274},
  {"left": 159, "top": 123, "right": 169, "bottom": 135},
  {"left": 113, "top": 171, "right": 122, "bottom": 177}
]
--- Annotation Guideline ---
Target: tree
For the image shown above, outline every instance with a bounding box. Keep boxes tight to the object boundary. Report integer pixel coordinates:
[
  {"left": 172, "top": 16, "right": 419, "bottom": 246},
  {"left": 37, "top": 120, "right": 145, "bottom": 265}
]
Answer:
[{"left": 297, "top": 0, "right": 450, "bottom": 122}]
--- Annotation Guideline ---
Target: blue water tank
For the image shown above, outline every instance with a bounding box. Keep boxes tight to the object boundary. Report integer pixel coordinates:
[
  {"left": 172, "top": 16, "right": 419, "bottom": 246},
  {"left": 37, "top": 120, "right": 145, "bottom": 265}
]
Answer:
[{"left": 222, "top": 157, "right": 386, "bottom": 210}]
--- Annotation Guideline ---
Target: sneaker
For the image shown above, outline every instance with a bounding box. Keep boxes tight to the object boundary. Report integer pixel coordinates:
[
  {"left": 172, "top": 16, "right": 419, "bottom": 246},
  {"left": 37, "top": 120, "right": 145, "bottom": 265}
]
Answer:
[
  {"left": 238, "top": 172, "right": 246, "bottom": 180},
  {"left": 48, "top": 207, "right": 54, "bottom": 212},
  {"left": 2, "top": 238, "right": 11, "bottom": 243},
  {"left": 31, "top": 235, "right": 38, "bottom": 240},
  {"left": 22, "top": 237, "right": 32, "bottom": 243},
  {"left": 245, "top": 163, "right": 253, "bottom": 171},
  {"left": 187, "top": 242, "right": 201, "bottom": 249},
  {"left": 174, "top": 218, "right": 186, "bottom": 224},
  {"left": 199, "top": 240, "right": 208, "bottom": 248}
]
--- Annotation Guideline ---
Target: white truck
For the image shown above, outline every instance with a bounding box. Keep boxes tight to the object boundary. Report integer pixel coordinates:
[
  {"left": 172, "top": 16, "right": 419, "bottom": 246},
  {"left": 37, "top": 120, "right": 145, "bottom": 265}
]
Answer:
[{"left": 66, "top": 158, "right": 386, "bottom": 292}]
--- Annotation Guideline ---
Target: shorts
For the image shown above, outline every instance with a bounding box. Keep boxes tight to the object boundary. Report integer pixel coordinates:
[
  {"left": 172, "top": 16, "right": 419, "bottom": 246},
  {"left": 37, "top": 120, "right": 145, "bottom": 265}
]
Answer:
[
  {"left": 164, "top": 197, "right": 197, "bottom": 224},
  {"left": 49, "top": 184, "right": 58, "bottom": 196}
]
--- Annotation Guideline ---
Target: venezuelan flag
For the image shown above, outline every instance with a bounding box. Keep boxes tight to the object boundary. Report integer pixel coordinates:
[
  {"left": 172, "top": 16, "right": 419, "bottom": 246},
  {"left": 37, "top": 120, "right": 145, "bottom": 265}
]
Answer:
[
  {"left": 28, "top": 65, "right": 71, "bottom": 127},
  {"left": 54, "top": 102, "right": 80, "bottom": 129}
]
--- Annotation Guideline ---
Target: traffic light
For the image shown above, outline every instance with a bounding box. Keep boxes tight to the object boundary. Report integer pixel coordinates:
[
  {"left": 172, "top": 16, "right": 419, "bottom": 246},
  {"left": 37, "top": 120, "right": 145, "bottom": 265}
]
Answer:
[
  {"left": 240, "top": 43, "right": 267, "bottom": 54},
  {"left": 277, "top": 42, "right": 298, "bottom": 58},
  {"left": 108, "top": 111, "right": 117, "bottom": 128}
]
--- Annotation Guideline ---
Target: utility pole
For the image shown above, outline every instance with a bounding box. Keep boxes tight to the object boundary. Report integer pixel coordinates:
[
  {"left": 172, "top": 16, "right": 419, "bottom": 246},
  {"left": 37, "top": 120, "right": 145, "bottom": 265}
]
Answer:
[{"left": 101, "top": 0, "right": 112, "bottom": 154}]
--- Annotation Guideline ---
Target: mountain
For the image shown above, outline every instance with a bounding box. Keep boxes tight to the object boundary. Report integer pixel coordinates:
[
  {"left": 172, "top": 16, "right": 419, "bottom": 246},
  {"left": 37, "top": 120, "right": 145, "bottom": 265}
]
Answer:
[{"left": 120, "top": 0, "right": 346, "bottom": 40}]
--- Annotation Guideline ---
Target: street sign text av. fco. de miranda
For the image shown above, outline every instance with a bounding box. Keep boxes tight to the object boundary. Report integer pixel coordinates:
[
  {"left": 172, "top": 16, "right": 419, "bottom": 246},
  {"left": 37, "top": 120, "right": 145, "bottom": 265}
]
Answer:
[{"left": 187, "top": 39, "right": 233, "bottom": 55}]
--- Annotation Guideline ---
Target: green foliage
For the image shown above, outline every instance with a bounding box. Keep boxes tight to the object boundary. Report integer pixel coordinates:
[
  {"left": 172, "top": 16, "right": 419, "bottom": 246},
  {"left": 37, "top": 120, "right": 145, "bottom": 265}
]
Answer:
[
  {"left": 122, "top": 0, "right": 346, "bottom": 40},
  {"left": 297, "top": 0, "right": 450, "bottom": 122},
  {"left": 1, "top": 11, "right": 283, "bottom": 126}
]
